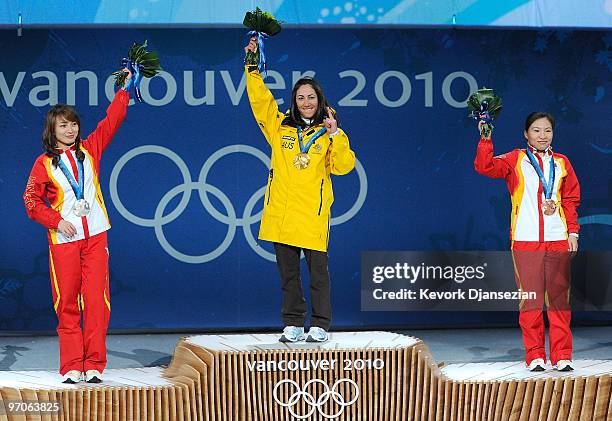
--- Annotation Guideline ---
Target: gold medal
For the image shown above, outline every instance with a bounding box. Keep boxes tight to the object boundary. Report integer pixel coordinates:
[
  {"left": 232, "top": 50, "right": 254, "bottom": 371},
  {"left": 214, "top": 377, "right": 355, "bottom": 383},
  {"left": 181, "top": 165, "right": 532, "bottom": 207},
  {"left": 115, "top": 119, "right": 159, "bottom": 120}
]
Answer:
[
  {"left": 293, "top": 153, "right": 310, "bottom": 170},
  {"left": 541, "top": 199, "right": 557, "bottom": 216}
]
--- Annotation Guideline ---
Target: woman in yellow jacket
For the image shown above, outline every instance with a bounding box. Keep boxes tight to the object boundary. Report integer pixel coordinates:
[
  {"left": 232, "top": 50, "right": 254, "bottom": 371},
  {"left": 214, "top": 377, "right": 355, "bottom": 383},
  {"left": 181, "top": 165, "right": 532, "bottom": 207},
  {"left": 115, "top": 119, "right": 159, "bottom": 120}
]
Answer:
[{"left": 245, "top": 37, "right": 356, "bottom": 342}]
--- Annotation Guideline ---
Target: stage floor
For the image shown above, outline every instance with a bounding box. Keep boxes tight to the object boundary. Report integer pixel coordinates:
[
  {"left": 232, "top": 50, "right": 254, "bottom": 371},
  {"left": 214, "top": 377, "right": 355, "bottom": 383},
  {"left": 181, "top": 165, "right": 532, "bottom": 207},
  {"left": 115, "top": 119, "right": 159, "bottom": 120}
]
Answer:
[
  {"left": 1, "top": 326, "right": 611, "bottom": 372},
  {"left": 442, "top": 360, "right": 612, "bottom": 381},
  {"left": 0, "top": 367, "right": 170, "bottom": 389}
]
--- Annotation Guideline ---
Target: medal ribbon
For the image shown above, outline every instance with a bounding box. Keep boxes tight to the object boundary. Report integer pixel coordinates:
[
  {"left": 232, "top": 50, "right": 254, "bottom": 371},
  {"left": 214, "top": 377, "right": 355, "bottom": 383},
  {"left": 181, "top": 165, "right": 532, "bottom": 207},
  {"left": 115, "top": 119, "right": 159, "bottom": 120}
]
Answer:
[
  {"left": 526, "top": 147, "right": 555, "bottom": 200},
  {"left": 57, "top": 156, "right": 85, "bottom": 201},
  {"left": 469, "top": 102, "right": 494, "bottom": 128},
  {"left": 247, "top": 31, "right": 269, "bottom": 76},
  {"left": 478, "top": 111, "right": 493, "bottom": 126},
  {"left": 297, "top": 126, "right": 327, "bottom": 154},
  {"left": 121, "top": 59, "right": 144, "bottom": 102}
]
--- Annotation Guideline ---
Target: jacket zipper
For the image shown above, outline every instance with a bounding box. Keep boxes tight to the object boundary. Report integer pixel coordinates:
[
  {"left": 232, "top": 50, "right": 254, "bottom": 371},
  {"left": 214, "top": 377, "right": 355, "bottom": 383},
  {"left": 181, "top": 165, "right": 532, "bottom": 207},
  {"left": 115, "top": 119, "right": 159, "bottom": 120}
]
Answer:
[
  {"left": 266, "top": 169, "right": 274, "bottom": 205},
  {"left": 318, "top": 179, "right": 324, "bottom": 215}
]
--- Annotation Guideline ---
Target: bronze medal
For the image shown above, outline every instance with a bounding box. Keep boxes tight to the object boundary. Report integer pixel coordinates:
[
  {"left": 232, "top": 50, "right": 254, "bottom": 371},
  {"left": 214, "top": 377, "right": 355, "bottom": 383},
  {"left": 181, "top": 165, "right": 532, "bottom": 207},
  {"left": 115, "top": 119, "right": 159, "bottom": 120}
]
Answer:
[
  {"left": 542, "top": 199, "right": 557, "bottom": 216},
  {"left": 293, "top": 153, "right": 310, "bottom": 170}
]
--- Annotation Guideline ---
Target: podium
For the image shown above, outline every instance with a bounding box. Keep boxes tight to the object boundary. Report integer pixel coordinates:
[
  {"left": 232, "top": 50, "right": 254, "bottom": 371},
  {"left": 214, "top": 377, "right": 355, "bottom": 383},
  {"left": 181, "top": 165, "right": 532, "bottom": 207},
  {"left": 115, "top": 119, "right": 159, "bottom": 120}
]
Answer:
[
  {"left": 166, "top": 332, "right": 422, "bottom": 420},
  {"left": 1, "top": 331, "right": 611, "bottom": 420}
]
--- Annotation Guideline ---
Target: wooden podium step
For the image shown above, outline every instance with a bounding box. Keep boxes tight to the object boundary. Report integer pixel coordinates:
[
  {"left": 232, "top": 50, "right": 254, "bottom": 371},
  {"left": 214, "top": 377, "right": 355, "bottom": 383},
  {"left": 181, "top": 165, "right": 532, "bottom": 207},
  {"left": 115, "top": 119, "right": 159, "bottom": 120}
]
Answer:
[{"left": 1, "top": 332, "right": 610, "bottom": 420}]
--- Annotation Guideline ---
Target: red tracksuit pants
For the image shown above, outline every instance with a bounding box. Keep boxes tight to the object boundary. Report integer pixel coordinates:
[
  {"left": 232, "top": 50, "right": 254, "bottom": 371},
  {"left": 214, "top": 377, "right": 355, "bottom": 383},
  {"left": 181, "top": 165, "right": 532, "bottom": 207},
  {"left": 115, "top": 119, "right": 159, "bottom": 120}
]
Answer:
[
  {"left": 512, "top": 240, "right": 572, "bottom": 365},
  {"left": 48, "top": 231, "right": 111, "bottom": 375}
]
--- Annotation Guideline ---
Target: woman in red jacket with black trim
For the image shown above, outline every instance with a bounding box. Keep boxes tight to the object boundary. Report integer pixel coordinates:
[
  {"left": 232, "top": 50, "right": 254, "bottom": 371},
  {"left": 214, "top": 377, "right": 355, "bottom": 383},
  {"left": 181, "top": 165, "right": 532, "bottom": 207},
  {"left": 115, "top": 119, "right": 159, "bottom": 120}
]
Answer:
[
  {"left": 23, "top": 70, "right": 132, "bottom": 384},
  {"left": 474, "top": 112, "right": 580, "bottom": 372}
]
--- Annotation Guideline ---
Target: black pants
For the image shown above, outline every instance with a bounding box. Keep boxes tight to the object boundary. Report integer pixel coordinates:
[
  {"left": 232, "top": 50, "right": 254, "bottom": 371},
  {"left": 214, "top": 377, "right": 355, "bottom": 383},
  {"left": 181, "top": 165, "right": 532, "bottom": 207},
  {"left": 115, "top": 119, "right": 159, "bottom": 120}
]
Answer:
[{"left": 274, "top": 242, "right": 332, "bottom": 330}]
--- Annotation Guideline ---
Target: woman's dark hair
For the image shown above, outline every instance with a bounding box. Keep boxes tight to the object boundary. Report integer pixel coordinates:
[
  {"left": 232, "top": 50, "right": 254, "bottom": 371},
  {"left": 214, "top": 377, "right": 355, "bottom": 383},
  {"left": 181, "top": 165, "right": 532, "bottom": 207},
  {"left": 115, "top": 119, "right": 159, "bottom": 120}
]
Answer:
[
  {"left": 42, "top": 104, "right": 84, "bottom": 166},
  {"left": 524, "top": 112, "right": 555, "bottom": 132},
  {"left": 284, "top": 77, "right": 339, "bottom": 127}
]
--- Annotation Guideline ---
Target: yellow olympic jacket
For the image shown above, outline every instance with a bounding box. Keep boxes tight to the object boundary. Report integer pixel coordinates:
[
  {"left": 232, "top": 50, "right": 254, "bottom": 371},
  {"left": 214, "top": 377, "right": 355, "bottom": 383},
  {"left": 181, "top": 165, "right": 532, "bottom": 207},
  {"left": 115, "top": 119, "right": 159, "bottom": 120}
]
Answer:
[{"left": 245, "top": 66, "right": 356, "bottom": 252}]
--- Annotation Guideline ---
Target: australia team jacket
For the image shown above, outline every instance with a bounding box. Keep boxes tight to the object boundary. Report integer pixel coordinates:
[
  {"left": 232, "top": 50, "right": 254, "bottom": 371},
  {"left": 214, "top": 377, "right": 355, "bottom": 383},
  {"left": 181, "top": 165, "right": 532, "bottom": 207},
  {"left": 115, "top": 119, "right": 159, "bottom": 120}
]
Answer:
[
  {"left": 24, "top": 90, "right": 129, "bottom": 245},
  {"left": 245, "top": 66, "right": 356, "bottom": 252},
  {"left": 474, "top": 138, "right": 580, "bottom": 242}
]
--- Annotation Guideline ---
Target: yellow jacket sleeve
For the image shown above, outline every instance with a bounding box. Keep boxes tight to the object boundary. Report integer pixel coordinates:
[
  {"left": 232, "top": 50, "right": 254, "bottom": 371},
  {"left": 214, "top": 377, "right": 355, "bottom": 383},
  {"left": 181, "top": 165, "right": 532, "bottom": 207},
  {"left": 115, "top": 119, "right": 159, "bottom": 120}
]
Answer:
[
  {"left": 329, "top": 129, "right": 356, "bottom": 175},
  {"left": 245, "top": 65, "right": 284, "bottom": 146}
]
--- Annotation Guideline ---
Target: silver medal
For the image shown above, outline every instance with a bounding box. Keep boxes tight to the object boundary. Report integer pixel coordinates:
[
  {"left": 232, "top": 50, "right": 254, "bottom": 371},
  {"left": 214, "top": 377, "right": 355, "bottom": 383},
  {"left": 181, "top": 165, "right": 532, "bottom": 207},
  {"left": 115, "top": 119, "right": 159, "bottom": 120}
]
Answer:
[{"left": 73, "top": 199, "right": 91, "bottom": 217}]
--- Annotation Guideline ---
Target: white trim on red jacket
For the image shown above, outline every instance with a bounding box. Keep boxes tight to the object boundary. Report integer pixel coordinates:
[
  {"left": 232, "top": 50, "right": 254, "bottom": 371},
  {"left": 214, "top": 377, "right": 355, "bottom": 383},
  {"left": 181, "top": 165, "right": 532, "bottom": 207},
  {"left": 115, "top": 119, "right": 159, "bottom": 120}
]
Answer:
[
  {"left": 24, "top": 90, "right": 129, "bottom": 244},
  {"left": 474, "top": 138, "right": 580, "bottom": 242}
]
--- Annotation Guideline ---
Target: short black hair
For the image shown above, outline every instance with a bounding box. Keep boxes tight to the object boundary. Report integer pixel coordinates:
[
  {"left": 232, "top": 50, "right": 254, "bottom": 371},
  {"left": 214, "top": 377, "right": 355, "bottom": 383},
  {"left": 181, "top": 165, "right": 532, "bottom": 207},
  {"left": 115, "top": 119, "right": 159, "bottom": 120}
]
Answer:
[{"left": 524, "top": 112, "right": 555, "bottom": 132}]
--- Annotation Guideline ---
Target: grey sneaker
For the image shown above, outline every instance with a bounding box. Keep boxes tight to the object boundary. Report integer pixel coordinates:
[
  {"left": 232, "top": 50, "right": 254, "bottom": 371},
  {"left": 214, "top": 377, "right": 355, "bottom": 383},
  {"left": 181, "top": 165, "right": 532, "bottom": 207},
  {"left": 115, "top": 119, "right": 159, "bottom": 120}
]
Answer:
[
  {"left": 279, "top": 326, "right": 305, "bottom": 342},
  {"left": 306, "top": 327, "right": 329, "bottom": 343}
]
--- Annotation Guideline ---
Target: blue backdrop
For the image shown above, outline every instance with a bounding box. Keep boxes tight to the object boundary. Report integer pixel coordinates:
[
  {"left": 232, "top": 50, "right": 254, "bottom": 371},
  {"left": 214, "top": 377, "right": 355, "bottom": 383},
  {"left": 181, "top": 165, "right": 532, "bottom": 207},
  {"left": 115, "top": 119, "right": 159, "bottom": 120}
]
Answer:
[
  {"left": 1, "top": 27, "right": 611, "bottom": 331},
  {"left": 2, "top": 1, "right": 612, "bottom": 27}
]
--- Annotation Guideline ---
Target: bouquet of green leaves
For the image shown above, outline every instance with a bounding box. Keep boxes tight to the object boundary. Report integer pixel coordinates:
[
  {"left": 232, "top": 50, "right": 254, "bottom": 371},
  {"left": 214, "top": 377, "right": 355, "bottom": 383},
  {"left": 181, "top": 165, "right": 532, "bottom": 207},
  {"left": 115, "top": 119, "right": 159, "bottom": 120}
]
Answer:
[
  {"left": 112, "top": 40, "right": 162, "bottom": 102},
  {"left": 243, "top": 7, "right": 282, "bottom": 74},
  {"left": 467, "top": 88, "right": 503, "bottom": 138}
]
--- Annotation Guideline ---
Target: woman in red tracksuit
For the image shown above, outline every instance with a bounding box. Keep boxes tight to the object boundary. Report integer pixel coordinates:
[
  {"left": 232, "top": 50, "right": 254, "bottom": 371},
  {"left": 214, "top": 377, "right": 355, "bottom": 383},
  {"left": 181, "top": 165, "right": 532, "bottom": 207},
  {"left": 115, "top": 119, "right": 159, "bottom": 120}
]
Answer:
[
  {"left": 23, "top": 70, "right": 132, "bottom": 384},
  {"left": 474, "top": 112, "right": 580, "bottom": 372}
]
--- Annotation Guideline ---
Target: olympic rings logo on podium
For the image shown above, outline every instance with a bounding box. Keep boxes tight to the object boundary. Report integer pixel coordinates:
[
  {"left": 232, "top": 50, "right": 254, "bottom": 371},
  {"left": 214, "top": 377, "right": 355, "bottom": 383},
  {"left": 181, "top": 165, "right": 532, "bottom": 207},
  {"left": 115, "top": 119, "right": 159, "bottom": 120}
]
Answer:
[
  {"left": 109, "top": 144, "right": 368, "bottom": 263},
  {"left": 272, "top": 378, "right": 359, "bottom": 420}
]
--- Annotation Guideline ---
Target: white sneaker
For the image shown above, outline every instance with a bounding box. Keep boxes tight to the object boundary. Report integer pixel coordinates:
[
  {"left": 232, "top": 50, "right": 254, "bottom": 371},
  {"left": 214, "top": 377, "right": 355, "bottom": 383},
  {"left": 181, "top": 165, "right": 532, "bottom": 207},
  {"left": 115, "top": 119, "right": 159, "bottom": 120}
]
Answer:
[
  {"left": 306, "top": 327, "right": 329, "bottom": 343},
  {"left": 62, "top": 370, "right": 82, "bottom": 384},
  {"left": 527, "top": 358, "right": 546, "bottom": 372},
  {"left": 554, "top": 360, "right": 574, "bottom": 372},
  {"left": 85, "top": 369, "right": 103, "bottom": 383},
  {"left": 279, "top": 326, "right": 305, "bottom": 343}
]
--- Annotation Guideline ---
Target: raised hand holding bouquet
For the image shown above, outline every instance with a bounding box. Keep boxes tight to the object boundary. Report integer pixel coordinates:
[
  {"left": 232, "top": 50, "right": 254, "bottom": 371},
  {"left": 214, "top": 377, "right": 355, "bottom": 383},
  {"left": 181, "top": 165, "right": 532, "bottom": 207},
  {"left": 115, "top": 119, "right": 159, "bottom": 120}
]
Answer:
[
  {"left": 468, "top": 88, "right": 502, "bottom": 139},
  {"left": 112, "top": 40, "right": 162, "bottom": 102},
  {"left": 243, "top": 7, "right": 282, "bottom": 75}
]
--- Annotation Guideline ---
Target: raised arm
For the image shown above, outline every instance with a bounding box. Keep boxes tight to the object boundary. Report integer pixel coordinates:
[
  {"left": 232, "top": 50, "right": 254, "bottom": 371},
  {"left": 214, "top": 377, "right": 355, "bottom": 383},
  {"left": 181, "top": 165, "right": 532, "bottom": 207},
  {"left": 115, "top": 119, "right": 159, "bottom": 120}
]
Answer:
[
  {"left": 244, "top": 38, "right": 283, "bottom": 145},
  {"left": 474, "top": 137, "right": 512, "bottom": 179},
  {"left": 473, "top": 118, "right": 512, "bottom": 179},
  {"left": 245, "top": 65, "right": 284, "bottom": 146},
  {"left": 82, "top": 69, "right": 132, "bottom": 160},
  {"left": 81, "top": 89, "right": 130, "bottom": 160}
]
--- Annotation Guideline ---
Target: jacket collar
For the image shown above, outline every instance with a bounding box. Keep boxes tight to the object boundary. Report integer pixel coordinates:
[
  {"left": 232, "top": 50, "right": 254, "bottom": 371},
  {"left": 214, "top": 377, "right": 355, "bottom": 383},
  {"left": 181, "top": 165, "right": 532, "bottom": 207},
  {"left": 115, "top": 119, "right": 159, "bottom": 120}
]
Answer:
[
  {"left": 54, "top": 144, "right": 76, "bottom": 154},
  {"left": 527, "top": 144, "right": 553, "bottom": 156}
]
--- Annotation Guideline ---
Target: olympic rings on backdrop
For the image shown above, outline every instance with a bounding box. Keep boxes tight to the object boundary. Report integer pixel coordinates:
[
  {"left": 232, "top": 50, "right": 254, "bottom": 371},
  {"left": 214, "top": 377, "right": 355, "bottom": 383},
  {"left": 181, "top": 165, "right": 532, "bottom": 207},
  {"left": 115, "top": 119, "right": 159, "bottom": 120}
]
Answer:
[{"left": 109, "top": 144, "right": 367, "bottom": 263}]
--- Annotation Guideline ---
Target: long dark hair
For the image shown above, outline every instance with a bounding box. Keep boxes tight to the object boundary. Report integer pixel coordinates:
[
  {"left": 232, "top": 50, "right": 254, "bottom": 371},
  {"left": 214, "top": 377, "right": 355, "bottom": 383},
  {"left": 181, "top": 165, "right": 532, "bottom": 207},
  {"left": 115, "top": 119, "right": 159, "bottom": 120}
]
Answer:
[
  {"left": 42, "top": 104, "right": 84, "bottom": 166},
  {"left": 524, "top": 112, "right": 555, "bottom": 132},
  {"left": 283, "top": 77, "right": 339, "bottom": 127}
]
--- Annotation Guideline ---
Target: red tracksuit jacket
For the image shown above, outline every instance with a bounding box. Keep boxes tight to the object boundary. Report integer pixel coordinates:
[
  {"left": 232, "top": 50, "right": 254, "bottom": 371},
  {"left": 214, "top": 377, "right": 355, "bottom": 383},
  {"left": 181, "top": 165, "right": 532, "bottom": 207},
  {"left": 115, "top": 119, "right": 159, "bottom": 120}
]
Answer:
[
  {"left": 474, "top": 138, "right": 580, "bottom": 242},
  {"left": 24, "top": 90, "right": 129, "bottom": 243}
]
